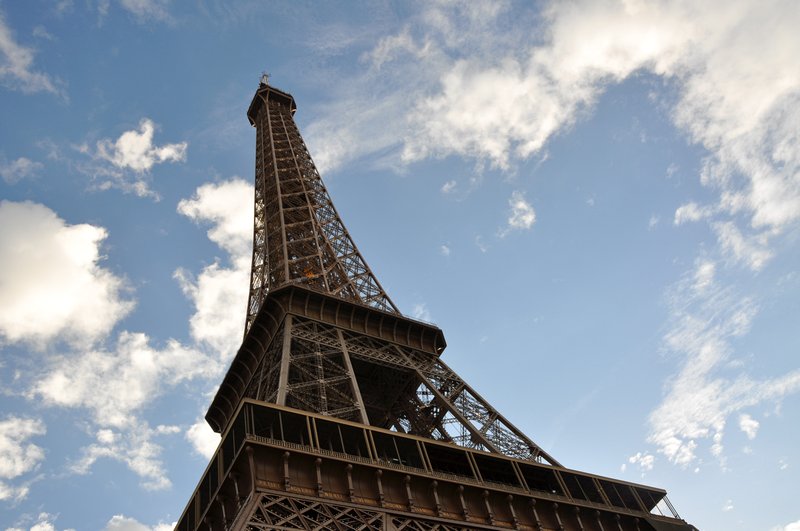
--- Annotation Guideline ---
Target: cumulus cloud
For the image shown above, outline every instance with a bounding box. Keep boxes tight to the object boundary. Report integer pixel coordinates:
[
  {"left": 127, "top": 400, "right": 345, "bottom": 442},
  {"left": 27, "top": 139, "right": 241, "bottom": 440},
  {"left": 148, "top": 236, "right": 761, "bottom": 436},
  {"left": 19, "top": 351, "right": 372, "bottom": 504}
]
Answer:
[
  {"left": 500, "top": 190, "right": 536, "bottom": 235},
  {"left": 7, "top": 177, "right": 254, "bottom": 490},
  {"left": 0, "top": 156, "right": 43, "bottom": 184},
  {"left": 647, "top": 260, "right": 800, "bottom": 467},
  {"left": 176, "top": 179, "right": 253, "bottom": 260},
  {"left": 186, "top": 419, "right": 220, "bottom": 459},
  {"left": 1, "top": 177, "right": 253, "bottom": 491},
  {"left": 0, "top": 416, "right": 45, "bottom": 502},
  {"left": 0, "top": 201, "right": 133, "bottom": 349},
  {"left": 175, "top": 179, "right": 253, "bottom": 358},
  {"left": 0, "top": 9, "right": 63, "bottom": 95},
  {"left": 81, "top": 118, "right": 187, "bottom": 198},
  {"left": 96, "top": 119, "right": 186, "bottom": 173},
  {"left": 692, "top": 260, "right": 715, "bottom": 293}
]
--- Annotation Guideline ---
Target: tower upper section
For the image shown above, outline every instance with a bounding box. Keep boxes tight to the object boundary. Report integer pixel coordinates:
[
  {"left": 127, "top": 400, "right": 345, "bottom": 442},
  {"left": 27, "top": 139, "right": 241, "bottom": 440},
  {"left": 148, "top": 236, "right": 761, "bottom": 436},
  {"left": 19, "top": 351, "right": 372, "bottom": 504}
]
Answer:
[{"left": 244, "top": 79, "right": 398, "bottom": 333}]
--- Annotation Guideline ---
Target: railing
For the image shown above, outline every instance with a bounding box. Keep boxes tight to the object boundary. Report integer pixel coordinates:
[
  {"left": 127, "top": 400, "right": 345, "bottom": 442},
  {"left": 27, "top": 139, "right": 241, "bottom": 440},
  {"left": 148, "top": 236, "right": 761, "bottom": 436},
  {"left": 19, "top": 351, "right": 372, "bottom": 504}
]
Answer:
[{"left": 176, "top": 400, "right": 683, "bottom": 530}]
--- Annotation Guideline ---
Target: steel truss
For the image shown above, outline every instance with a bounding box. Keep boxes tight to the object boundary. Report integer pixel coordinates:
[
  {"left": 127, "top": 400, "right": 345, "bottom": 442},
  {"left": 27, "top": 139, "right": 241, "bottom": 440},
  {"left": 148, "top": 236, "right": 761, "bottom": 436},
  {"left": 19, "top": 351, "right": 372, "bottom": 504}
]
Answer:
[
  {"left": 176, "top": 79, "right": 696, "bottom": 531},
  {"left": 244, "top": 312, "right": 558, "bottom": 465},
  {"left": 247, "top": 84, "right": 397, "bottom": 334}
]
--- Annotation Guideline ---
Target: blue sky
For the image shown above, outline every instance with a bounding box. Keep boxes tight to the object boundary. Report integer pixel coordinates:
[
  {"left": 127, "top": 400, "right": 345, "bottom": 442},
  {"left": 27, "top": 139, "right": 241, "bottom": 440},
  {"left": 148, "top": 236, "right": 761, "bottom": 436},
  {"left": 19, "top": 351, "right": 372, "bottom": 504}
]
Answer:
[{"left": 1, "top": 1, "right": 798, "bottom": 530}]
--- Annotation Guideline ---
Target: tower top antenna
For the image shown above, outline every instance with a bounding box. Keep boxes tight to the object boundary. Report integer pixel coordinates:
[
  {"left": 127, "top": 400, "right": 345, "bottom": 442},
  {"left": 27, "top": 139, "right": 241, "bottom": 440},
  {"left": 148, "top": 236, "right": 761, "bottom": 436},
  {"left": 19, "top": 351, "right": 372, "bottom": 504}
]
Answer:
[{"left": 259, "top": 72, "right": 270, "bottom": 86}]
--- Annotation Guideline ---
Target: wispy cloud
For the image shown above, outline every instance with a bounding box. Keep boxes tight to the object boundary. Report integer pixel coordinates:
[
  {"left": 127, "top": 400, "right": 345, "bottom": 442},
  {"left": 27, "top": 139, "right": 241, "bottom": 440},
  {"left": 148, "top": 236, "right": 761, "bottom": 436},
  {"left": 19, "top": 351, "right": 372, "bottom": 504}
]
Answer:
[
  {"left": 624, "top": 451, "right": 655, "bottom": 477},
  {"left": 771, "top": 520, "right": 800, "bottom": 531},
  {"left": 94, "top": 0, "right": 173, "bottom": 24},
  {"left": 0, "top": 201, "right": 133, "bottom": 349},
  {"left": 118, "top": 0, "right": 172, "bottom": 22},
  {"left": 647, "top": 259, "right": 800, "bottom": 467},
  {"left": 304, "top": 0, "right": 799, "bottom": 267},
  {"left": 411, "top": 303, "right": 432, "bottom": 322},
  {"left": 0, "top": 416, "right": 45, "bottom": 502},
  {"left": 440, "top": 179, "right": 457, "bottom": 194},
  {"left": 0, "top": 156, "right": 43, "bottom": 184},
  {"left": 499, "top": 190, "right": 536, "bottom": 236},
  {"left": 0, "top": 8, "right": 64, "bottom": 96},
  {"left": 104, "top": 514, "right": 174, "bottom": 531}
]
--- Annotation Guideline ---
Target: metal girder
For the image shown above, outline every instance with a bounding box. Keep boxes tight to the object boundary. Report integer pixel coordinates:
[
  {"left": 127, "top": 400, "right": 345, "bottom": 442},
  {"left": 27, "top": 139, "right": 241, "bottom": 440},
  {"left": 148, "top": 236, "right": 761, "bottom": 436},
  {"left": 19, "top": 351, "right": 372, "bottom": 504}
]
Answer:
[
  {"left": 242, "top": 314, "right": 558, "bottom": 466},
  {"left": 246, "top": 84, "right": 397, "bottom": 335}
]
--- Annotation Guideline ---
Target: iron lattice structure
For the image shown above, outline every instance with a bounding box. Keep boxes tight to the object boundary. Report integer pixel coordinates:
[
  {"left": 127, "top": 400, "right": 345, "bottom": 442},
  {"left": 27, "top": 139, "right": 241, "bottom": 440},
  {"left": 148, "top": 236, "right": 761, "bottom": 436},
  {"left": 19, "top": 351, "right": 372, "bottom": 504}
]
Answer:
[
  {"left": 245, "top": 83, "right": 397, "bottom": 335},
  {"left": 175, "top": 79, "right": 696, "bottom": 531}
]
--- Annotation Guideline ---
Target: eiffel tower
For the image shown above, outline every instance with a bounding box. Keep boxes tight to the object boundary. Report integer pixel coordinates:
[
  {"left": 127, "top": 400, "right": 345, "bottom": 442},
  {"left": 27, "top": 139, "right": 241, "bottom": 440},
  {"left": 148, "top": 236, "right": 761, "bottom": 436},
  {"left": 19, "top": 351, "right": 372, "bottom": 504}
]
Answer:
[{"left": 175, "top": 77, "right": 696, "bottom": 531}]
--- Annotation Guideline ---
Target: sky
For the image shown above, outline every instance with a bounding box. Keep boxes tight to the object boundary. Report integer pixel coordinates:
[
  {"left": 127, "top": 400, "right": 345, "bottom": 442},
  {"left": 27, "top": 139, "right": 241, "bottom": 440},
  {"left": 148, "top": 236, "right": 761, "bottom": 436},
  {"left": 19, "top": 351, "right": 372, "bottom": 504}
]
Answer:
[{"left": 0, "top": 1, "right": 798, "bottom": 530}]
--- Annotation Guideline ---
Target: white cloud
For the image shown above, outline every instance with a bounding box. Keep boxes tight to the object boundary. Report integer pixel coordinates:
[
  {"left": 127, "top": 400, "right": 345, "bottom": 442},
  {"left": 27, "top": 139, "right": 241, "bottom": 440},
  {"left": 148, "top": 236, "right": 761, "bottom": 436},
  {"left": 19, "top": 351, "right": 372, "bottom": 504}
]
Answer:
[
  {"left": 439, "top": 244, "right": 451, "bottom": 257},
  {"left": 692, "top": 260, "right": 715, "bottom": 293},
  {"left": 32, "top": 26, "right": 54, "bottom": 41},
  {"left": 32, "top": 332, "right": 212, "bottom": 429},
  {"left": 440, "top": 180, "right": 457, "bottom": 194},
  {"left": 501, "top": 190, "right": 536, "bottom": 235},
  {"left": 0, "top": 9, "right": 62, "bottom": 95},
  {"left": 0, "top": 416, "right": 45, "bottom": 502},
  {"left": 83, "top": 118, "right": 187, "bottom": 198},
  {"left": 96, "top": 118, "right": 186, "bottom": 173},
  {"left": 627, "top": 451, "right": 655, "bottom": 474},
  {"left": 118, "top": 0, "right": 172, "bottom": 22},
  {"left": 474, "top": 235, "right": 489, "bottom": 253},
  {"left": 647, "top": 260, "right": 800, "bottom": 467},
  {"left": 0, "top": 201, "right": 133, "bottom": 349},
  {"left": 713, "top": 221, "right": 773, "bottom": 271},
  {"left": 674, "top": 202, "right": 712, "bottom": 225},
  {"left": 186, "top": 419, "right": 220, "bottom": 459},
  {"left": 176, "top": 179, "right": 253, "bottom": 358},
  {"left": 177, "top": 179, "right": 253, "bottom": 260},
  {"left": 0, "top": 156, "right": 43, "bottom": 184},
  {"left": 104, "top": 514, "right": 174, "bottom": 531},
  {"left": 722, "top": 499, "right": 734, "bottom": 512},
  {"left": 772, "top": 521, "right": 800, "bottom": 531},
  {"left": 5, "top": 512, "right": 72, "bottom": 531},
  {"left": 738, "top": 413, "right": 759, "bottom": 440},
  {"left": 71, "top": 421, "right": 180, "bottom": 490},
  {"left": 28, "top": 327, "right": 212, "bottom": 489}
]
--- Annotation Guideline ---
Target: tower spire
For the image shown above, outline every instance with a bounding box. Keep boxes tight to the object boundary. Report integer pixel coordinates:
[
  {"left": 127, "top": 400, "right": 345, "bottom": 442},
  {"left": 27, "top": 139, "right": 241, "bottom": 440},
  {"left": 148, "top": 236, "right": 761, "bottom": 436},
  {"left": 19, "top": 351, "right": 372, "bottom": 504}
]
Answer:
[{"left": 244, "top": 81, "right": 398, "bottom": 335}]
